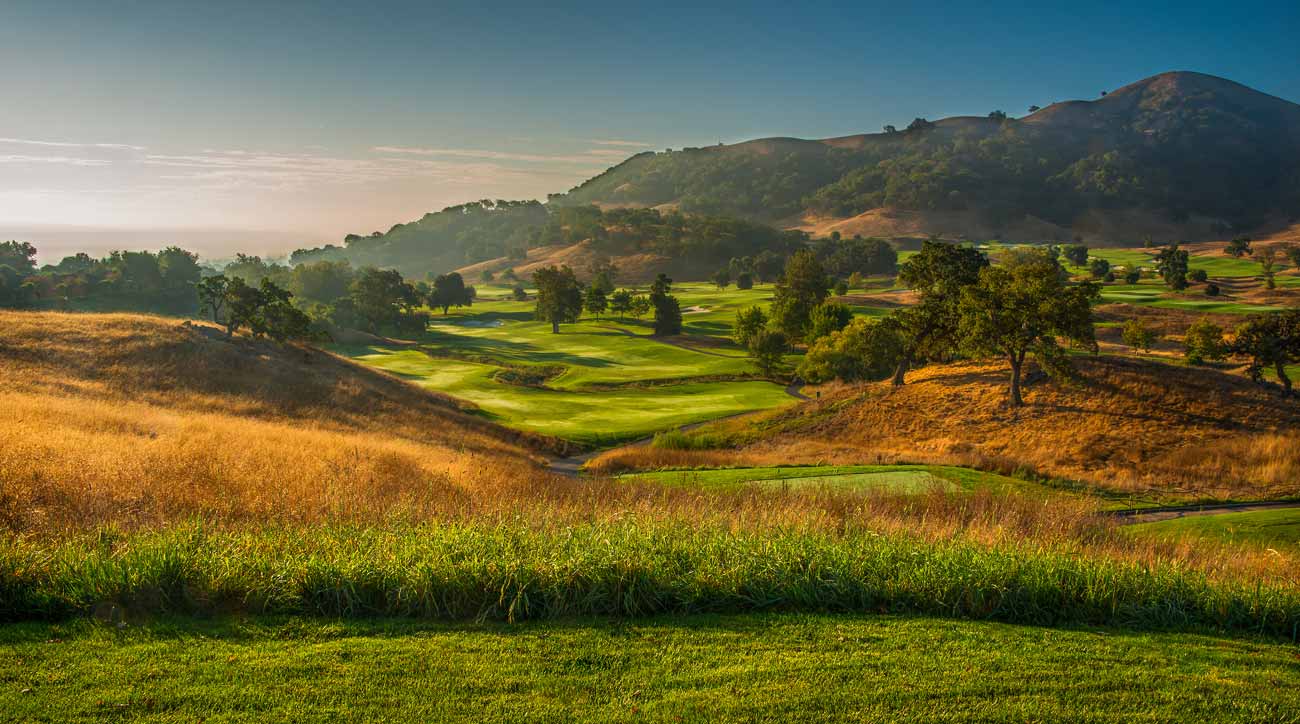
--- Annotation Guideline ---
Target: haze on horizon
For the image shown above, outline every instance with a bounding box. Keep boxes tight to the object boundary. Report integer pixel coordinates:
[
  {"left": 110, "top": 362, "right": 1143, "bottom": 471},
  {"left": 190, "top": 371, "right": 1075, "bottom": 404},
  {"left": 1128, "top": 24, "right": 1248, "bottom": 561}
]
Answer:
[{"left": 3, "top": 0, "right": 1298, "bottom": 262}]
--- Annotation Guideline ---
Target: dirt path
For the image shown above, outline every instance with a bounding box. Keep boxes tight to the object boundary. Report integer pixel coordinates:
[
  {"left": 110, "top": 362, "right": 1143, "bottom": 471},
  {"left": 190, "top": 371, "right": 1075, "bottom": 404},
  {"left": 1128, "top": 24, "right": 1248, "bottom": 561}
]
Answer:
[{"left": 1107, "top": 500, "right": 1300, "bottom": 524}]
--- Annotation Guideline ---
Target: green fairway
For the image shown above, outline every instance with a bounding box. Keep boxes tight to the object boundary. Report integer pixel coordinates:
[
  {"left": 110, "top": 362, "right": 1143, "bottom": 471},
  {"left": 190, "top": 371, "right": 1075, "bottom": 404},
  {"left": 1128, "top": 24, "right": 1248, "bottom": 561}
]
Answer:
[
  {"left": 1099, "top": 282, "right": 1279, "bottom": 313},
  {"left": 1128, "top": 508, "right": 1300, "bottom": 551},
  {"left": 345, "top": 344, "right": 792, "bottom": 445},
  {"left": 3, "top": 614, "right": 1297, "bottom": 723},
  {"left": 620, "top": 464, "right": 1047, "bottom": 495}
]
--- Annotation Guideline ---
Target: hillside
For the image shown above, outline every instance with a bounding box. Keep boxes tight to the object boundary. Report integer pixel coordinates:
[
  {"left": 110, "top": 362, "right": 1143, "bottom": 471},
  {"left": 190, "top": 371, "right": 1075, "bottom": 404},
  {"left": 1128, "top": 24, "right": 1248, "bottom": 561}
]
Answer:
[
  {"left": 0, "top": 311, "right": 556, "bottom": 531},
  {"left": 559, "top": 71, "right": 1300, "bottom": 243},
  {"left": 590, "top": 355, "right": 1300, "bottom": 501}
]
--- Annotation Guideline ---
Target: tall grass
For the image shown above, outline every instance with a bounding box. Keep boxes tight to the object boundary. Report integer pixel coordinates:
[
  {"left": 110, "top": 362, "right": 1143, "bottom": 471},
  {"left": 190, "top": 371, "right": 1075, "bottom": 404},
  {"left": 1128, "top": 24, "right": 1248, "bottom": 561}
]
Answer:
[{"left": 2, "top": 521, "right": 1297, "bottom": 638}]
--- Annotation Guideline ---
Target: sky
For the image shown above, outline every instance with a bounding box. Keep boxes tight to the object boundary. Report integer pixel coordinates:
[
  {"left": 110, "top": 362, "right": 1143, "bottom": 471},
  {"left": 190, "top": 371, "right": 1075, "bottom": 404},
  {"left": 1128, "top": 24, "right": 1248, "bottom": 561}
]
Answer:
[{"left": 2, "top": 0, "right": 1298, "bottom": 261}]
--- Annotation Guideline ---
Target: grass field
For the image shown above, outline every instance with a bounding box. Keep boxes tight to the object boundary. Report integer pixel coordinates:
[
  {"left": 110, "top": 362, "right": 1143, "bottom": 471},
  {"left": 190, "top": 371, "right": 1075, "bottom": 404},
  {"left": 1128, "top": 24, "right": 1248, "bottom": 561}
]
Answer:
[
  {"left": 618, "top": 463, "right": 1054, "bottom": 496},
  {"left": 1129, "top": 508, "right": 1300, "bottom": 551},
  {"left": 1099, "top": 282, "right": 1279, "bottom": 313},
  {"left": 4, "top": 613, "right": 1298, "bottom": 723}
]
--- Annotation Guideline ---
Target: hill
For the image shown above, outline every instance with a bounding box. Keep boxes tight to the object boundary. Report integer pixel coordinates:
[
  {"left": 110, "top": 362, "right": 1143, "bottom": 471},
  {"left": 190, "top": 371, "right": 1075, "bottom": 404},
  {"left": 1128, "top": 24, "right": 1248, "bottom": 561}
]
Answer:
[
  {"left": 559, "top": 71, "right": 1300, "bottom": 244},
  {"left": 589, "top": 355, "right": 1300, "bottom": 501},
  {"left": 0, "top": 310, "right": 557, "bottom": 531}
]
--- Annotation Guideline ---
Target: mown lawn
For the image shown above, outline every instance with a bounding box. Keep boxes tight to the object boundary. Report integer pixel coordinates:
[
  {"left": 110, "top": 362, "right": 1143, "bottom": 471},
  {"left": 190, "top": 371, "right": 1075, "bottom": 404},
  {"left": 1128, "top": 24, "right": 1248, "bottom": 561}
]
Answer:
[
  {"left": 341, "top": 345, "right": 793, "bottom": 445},
  {"left": 2, "top": 614, "right": 1296, "bottom": 723},
  {"left": 1128, "top": 508, "right": 1300, "bottom": 551},
  {"left": 1099, "top": 282, "right": 1278, "bottom": 313},
  {"left": 618, "top": 464, "right": 1051, "bottom": 495}
]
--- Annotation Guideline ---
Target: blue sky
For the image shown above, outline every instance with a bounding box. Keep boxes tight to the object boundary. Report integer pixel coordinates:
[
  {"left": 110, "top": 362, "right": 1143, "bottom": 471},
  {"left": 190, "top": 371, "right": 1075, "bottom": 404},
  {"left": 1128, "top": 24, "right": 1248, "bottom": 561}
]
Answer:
[{"left": 2, "top": 0, "right": 1298, "bottom": 259}]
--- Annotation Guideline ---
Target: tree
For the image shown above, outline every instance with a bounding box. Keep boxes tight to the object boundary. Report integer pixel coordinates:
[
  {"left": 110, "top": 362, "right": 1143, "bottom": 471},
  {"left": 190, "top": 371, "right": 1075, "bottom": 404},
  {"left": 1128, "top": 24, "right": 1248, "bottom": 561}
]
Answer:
[
  {"left": 0, "top": 264, "right": 35, "bottom": 307},
  {"left": 807, "top": 302, "right": 852, "bottom": 342},
  {"left": 988, "top": 110, "right": 1007, "bottom": 121},
  {"left": 429, "top": 272, "right": 472, "bottom": 314},
  {"left": 609, "top": 289, "right": 633, "bottom": 318},
  {"left": 583, "top": 284, "right": 607, "bottom": 319},
  {"left": 1188, "top": 268, "right": 1208, "bottom": 283},
  {"left": 733, "top": 306, "right": 768, "bottom": 348},
  {"left": 1089, "top": 257, "right": 1111, "bottom": 279},
  {"left": 907, "top": 117, "right": 934, "bottom": 132},
  {"left": 532, "top": 266, "right": 583, "bottom": 333},
  {"left": 712, "top": 268, "right": 731, "bottom": 289},
  {"left": 157, "top": 246, "right": 201, "bottom": 292},
  {"left": 349, "top": 268, "right": 422, "bottom": 333},
  {"left": 1184, "top": 318, "right": 1226, "bottom": 365},
  {"left": 797, "top": 317, "right": 903, "bottom": 383},
  {"left": 250, "top": 278, "right": 313, "bottom": 341},
  {"left": 652, "top": 294, "right": 682, "bottom": 336},
  {"left": 1154, "top": 244, "right": 1190, "bottom": 290},
  {"left": 0, "top": 241, "right": 37, "bottom": 274},
  {"left": 1027, "top": 105, "right": 1041, "bottom": 114},
  {"left": 770, "top": 250, "right": 829, "bottom": 340},
  {"left": 735, "top": 272, "right": 754, "bottom": 290},
  {"left": 753, "top": 250, "right": 785, "bottom": 282},
  {"left": 1121, "top": 319, "right": 1155, "bottom": 351},
  {"left": 891, "top": 240, "right": 988, "bottom": 385},
  {"left": 511, "top": 284, "right": 528, "bottom": 301},
  {"left": 882, "top": 124, "right": 898, "bottom": 134},
  {"left": 958, "top": 250, "right": 1100, "bottom": 406},
  {"left": 290, "top": 260, "right": 354, "bottom": 303},
  {"left": 224, "top": 277, "right": 265, "bottom": 338},
  {"left": 479, "top": 269, "right": 495, "bottom": 283},
  {"left": 1225, "top": 237, "right": 1253, "bottom": 258},
  {"left": 631, "top": 295, "right": 651, "bottom": 319},
  {"left": 1255, "top": 246, "right": 1278, "bottom": 290},
  {"left": 196, "top": 275, "right": 232, "bottom": 327},
  {"left": 1230, "top": 310, "right": 1300, "bottom": 396},
  {"left": 847, "top": 271, "right": 865, "bottom": 290},
  {"left": 1125, "top": 268, "right": 1142, "bottom": 284},
  {"left": 747, "top": 329, "right": 789, "bottom": 377},
  {"left": 1285, "top": 244, "right": 1300, "bottom": 269},
  {"left": 1206, "top": 282, "right": 1221, "bottom": 296},
  {"left": 1063, "top": 244, "right": 1089, "bottom": 267}
]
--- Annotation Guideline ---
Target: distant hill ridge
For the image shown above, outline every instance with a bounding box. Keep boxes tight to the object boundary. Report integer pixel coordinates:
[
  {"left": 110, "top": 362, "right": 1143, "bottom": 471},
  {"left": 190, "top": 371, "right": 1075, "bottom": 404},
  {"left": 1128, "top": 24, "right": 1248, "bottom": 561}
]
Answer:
[{"left": 293, "top": 72, "right": 1300, "bottom": 277}]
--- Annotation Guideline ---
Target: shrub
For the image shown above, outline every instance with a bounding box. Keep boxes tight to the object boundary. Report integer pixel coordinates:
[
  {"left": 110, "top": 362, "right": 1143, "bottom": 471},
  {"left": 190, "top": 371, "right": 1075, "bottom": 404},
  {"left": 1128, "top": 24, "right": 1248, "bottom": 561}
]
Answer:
[
  {"left": 807, "top": 302, "right": 853, "bottom": 342},
  {"left": 1189, "top": 269, "right": 1208, "bottom": 283},
  {"left": 1124, "top": 269, "right": 1141, "bottom": 284},
  {"left": 1121, "top": 319, "right": 1155, "bottom": 351},
  {"left": 1184, "top": 318, "right": 1226, "bottom": 365},
  {"left": 797, "top": 317, "right": 903, "bottom": 383}
]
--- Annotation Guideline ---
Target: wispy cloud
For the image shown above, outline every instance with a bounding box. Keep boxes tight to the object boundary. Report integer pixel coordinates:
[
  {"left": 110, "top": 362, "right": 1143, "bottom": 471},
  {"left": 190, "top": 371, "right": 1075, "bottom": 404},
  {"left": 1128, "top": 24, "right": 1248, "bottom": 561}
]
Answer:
[
  {"left": 588, "top": 139, "right": 652, "bottom": 147},
  {"left": 371, "top": 146, "right": 623, "bottom": 165},
  {"left": 0, "top": 137, "right": 145, "bottom": 152},
  {"left": 0, "top": 154, "right": 112, "bottom": 167},
  {"left": 139, "top": 149, "right": 601, "bottom": 192}
]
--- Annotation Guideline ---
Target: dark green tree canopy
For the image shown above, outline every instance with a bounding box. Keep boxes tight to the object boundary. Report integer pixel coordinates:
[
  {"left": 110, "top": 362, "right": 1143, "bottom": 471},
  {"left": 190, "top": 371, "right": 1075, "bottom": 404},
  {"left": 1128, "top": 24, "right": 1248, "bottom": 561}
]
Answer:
[
  {"left": 532, "top": 265, "right": 583, "bottom": 333},
  {"left": 771, "top": 250, "right": 829, "bottom": 340}
]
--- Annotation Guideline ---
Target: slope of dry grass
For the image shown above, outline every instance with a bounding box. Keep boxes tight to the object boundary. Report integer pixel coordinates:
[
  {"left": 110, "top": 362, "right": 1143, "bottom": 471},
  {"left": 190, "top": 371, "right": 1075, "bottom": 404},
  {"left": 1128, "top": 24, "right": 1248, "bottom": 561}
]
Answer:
[
  {"left": 592, "top": 356, "right": 1300, "bottom": 501},
  {"left": 0, "top": 311, "right": 566, "bottom": 532}
]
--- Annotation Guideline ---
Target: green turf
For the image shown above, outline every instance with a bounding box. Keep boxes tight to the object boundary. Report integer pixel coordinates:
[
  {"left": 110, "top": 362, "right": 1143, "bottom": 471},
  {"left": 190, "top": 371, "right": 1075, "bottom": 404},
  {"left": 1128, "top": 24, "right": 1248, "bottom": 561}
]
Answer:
[
  {"left": 1099, "top": 282, "right": 1279, "bottom": 313},
  {"left": 2, "top": 614, "right": 1297, "bottom": 723},
  {"left": 619, "top": 464, "right": 1047, "bottom": 495},
  {"left": 1128, "top": 508, "right": 1300, "bottom": 551},
  {"left": 344, "top": 345, "right": 793, "bottom": 445}
]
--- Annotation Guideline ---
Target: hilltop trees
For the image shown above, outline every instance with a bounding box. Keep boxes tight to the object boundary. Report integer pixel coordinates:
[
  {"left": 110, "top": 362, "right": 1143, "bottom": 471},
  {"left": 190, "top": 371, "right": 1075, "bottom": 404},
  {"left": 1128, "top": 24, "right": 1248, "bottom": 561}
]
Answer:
[
  {"left": 1231, "top": 310, "right": 1300, "bottom": 396},
  {"left": 891, "top": 240, "right": 988, "bottom": 385},
  {"left": 770, "top": 250, "right": 829, "bottom": 340},
  {"left": 0, "top": 241, "right": 37, "bottom": 274},
  {"left": 196, "top": 274, "right": 312, "bottom": 341},
  {"left": 533, "top": 265, "right": 583, "bottom": 333},
  {"left": 958, "top": 250, "right": 1099, "bottom": 406},
  {"left": 1225, "top": 237, "right": 1253, "bottom": 258}
]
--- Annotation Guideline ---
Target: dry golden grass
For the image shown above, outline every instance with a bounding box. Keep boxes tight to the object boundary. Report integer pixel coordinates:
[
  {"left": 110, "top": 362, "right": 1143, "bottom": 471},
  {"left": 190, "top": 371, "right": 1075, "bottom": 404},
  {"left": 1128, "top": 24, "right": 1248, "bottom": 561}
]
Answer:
[
  {"left": 592, "top": 356, "right": 1300, "bottom": 501},
  {"left": 3, "top": 311, "right": 1296, "bottom": 587},
  {"left": 0, "top": 311, "right": 565, "bottom": 532}
]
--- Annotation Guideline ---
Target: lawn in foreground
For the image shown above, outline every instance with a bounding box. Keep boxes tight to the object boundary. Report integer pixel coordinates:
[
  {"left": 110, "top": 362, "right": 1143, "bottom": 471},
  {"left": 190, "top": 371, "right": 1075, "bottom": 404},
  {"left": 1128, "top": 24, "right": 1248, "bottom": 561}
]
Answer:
[
  {"left": 2, "top": 613, "right": 1296, "bottom": 723},
  {"left": 1128, "top": 508, "right": 1300, "bottom": 551}
]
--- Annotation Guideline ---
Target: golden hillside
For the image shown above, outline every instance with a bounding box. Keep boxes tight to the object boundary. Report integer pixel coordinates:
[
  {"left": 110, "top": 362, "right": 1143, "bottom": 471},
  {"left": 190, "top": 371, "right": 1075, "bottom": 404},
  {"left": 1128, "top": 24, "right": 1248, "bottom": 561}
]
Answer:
[
  {"left": 592, "top": 356, "right": 1300, "bottom": 500},
  {"left": 0, "top": 311, "right": 555, "bottom": 531}
]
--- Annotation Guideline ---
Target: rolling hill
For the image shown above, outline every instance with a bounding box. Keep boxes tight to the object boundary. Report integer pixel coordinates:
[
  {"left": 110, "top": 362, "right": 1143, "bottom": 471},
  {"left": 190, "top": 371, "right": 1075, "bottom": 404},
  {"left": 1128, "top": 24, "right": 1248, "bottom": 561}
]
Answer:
[
  {"left": 589, "top": 355, "right": 1300, "bottom": 502},
  {"left": 560, "top": 71, "right": 1300, "bottom": 244},
  {"left": 0, "top": 310, "right": 559, "bottom": 531}
]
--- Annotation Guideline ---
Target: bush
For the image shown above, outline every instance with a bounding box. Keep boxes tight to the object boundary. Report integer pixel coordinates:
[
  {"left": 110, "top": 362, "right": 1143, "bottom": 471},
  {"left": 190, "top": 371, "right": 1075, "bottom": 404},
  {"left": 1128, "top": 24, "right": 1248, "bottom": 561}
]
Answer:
[
  {"left": 735, "top": 272, "right": 754, "bottom": 290},
  {"left": 1121, "top": 319, "right": 1155, "bottom": 352},
  {"left": 797, "top": 317, "right": 903, "bottom": 383},
  {"left": 1184, "top": 318, "right": 1226, "bottom": 365},
  {"left": 807, "top": 302, "right": 853, "bottom": 342},
  {"left": 1205, "top": 282, "right": 1220, "bottom": 297},
  {"left": 1189, "top": 269, "right": 1208, "bottom": 283},
  {"left": 1124, "top": 269, "right": 1141, "bottom": 284}
]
